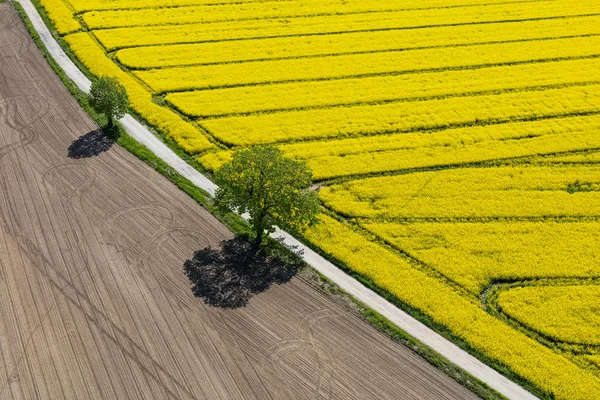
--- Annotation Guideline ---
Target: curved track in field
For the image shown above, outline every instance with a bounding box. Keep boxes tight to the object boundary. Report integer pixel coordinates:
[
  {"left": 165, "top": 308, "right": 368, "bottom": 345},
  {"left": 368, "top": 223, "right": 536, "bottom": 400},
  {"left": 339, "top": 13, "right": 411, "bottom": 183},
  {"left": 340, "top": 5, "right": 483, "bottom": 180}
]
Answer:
[{"left": 0, "top": 5, "right": 478, "bottom": 399}]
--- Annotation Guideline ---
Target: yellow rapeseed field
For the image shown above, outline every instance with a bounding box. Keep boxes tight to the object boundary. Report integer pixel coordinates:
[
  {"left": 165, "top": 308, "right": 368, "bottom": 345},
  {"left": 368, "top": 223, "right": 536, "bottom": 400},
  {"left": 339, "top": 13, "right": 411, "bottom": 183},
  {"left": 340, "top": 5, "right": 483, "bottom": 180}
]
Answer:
[
  {"left": 136, "top": 36, "right": 600, "bottom": 92},
  {"left": 116, "top": 16, "right": 600, "bottom": 69},
  {"left": 497, "top": 284, "right": 600, "bottom": 345},
  {"left": 92, "top": 2, "right": 599, "bottom": 50},
  {"left": 364, "top": 220, "right": 600, "bottom": 293},
  {"left": 40, "top": 0, "right": 600, "bottom": 398},
  {"left": 320, "top": 165, "right": 600, "bottom": 219}
]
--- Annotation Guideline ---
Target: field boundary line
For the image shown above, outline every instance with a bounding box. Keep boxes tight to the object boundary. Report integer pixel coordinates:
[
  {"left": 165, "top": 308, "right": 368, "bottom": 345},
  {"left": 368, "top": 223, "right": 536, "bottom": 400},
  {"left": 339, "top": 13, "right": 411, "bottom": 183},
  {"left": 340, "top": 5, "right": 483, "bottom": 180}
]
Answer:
[
  {"left": 144, "top": 54, "right": 600, "bottom": 93},
  {"left": 179, "top": 80, "right": 600, "bottom": 119},
  {"left": 73, "top": 0, "right": 550, "bottom": 16},
  {"left": 483, "top": 278, "right": 600, "bottom": 353},
  {"left": 15, "top": 0, "right": 539, "bottom": 398},
  {"left": 81, "top": 0, "right": 555, "bottom": 30},
  {"left": 120, "top": 34, "right": 600, "bottom": 70},
  {"left": 100, "top": 13, "right": 600, "bottom": 51}
]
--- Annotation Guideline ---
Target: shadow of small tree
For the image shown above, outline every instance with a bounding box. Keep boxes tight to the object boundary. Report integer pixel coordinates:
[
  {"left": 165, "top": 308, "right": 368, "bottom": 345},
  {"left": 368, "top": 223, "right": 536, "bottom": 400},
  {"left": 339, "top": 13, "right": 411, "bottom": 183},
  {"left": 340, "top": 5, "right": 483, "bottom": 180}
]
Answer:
[
  {"left": 184, "top": 236, "right": 303, "bottom": 308},
  {"left": 68, "top": 128, "right": 116, "bottom": 159}
]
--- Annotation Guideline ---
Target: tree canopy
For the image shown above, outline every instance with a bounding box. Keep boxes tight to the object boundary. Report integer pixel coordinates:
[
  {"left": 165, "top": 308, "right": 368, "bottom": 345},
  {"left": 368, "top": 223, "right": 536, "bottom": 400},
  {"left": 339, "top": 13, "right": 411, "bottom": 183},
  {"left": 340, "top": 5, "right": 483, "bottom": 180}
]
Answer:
[
  {"left": 214, "top": 146, "right": 320, "bottom": 250},
  {"left": 88, "top": 76, "right": 129, "bottom": 129}
]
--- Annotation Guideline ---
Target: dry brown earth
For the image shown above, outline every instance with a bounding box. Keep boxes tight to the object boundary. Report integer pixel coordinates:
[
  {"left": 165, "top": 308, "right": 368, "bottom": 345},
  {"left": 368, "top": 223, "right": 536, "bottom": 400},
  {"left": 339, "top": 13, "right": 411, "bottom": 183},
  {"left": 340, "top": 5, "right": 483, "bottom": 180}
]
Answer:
[{"left": 0, "top": 4, "right": 479, "bottom": 399}]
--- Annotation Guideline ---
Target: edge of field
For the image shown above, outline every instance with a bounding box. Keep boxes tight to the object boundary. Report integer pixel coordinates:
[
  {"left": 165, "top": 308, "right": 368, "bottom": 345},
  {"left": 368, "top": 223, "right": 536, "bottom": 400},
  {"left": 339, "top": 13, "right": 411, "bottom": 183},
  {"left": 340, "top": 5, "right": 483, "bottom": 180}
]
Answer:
[{"left": 12, "top": 1, "right": 550, "bottom": 398}]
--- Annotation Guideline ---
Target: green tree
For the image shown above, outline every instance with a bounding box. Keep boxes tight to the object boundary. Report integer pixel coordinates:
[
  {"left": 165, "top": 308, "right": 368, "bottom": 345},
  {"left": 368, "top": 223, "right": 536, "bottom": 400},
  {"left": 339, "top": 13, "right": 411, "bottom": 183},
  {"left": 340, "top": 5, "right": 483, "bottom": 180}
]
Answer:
[
  {"left": 88, "top": 76, "right": 129, "bottom": 130},
  {"left": 214, "top": 146, "right": 320, "bottom": 250}
]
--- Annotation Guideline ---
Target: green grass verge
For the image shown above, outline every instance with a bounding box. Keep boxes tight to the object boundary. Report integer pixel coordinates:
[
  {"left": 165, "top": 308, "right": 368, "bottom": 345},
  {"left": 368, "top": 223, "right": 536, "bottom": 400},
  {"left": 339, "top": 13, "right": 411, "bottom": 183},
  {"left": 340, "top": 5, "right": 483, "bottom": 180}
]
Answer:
[{"left": 14, "top": 2, "right": 528, "bottom": 399}]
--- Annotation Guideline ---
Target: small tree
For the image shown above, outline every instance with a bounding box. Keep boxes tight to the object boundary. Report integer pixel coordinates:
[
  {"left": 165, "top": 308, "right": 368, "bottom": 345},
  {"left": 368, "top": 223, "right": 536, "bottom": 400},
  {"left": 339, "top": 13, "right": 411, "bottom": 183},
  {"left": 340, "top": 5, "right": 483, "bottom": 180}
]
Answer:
[
  {"left": 214, "top": 146, "right": 320, "bottom": 251},
  {"left": 88, "top": 76, "right": 128, "bottom": 130}
]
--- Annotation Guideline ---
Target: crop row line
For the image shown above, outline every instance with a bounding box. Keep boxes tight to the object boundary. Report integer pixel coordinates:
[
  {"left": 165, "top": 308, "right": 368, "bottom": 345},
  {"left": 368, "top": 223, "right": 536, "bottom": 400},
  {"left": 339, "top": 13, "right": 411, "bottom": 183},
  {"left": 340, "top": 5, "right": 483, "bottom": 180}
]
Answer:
[
  {"left": 535, "top": 154, "right": 600, "bottom": 166},
  {"left": 275, "top": 115, "right": 600, "bottom": 157},
  {"left": 174, "top": 80, "right": 600, "bottom": 120},
  {"left": 83, "top": 0, "right": 556, "bottom": 30},
  {"left": 312, "top": 144, "right": 600, "bottom": 186},
  {"left": 320, "top": 170, "right": 600, "bottom": 226},
  {"left": 200, "top": 91, "right": 600, "bottom": 145},
  {"left": 70, "top": 0, "right": 297, "bottom": 14},
  {"left": 119, "top": 33, "right": 600, "bottom": 71},
  {"left": 92, "top": 0, "right": 598, "bottom": 51},
  {"left": 198, "top": 121, "right": 600, "bottom": 181},
  {"left": 354, "top": 219, "right": 481, "bottom": 301},
  {"left": 95, "top": 12, "right": 599, "bottom": 51},
  {"left": 145, "top": 52, "right": 600, "bottom": 93},
  {"left": 83, "top": 8, "right": 459, "bottom": 30},
  {"left": 483, "top": 280, "right": 600, "bottom": 354},
  {"left": 351, "top": 215, "right": 600, "bottom": 224},
  {"left": 318, "top": 206, "right": 479, "bottom": 302},
  {"left": 311, "top": 143, "right": 600, "bottom": 183},
  {"left": 308, "top": 137, "right": 595, "bottom": 168},
  {"left": 199, "top": 110, "right": 600, "bottom": 150},
  {"left": 72, "top": 0, "right": 554, "bottom": 18},
  {"left": 281, "top": 122, "right": 600, "bottom": 160}
]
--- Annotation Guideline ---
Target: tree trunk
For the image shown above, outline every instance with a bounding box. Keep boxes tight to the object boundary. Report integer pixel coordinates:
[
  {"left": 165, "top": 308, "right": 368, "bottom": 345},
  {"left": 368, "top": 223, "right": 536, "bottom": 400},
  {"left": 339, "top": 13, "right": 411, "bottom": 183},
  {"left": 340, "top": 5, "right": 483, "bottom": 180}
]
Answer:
[
  {"left": 107, "top": 114, "right": 113, "bottom": 129},
  {"left": 252, "top": 220, "right": 264, "bottom": 252}
]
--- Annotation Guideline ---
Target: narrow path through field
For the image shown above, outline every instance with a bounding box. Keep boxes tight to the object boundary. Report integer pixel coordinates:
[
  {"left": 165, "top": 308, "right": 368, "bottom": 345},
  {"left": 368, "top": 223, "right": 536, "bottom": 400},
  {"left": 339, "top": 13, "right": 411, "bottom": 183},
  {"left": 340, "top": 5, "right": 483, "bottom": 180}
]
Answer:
[{"left": 0, "top": 3, "right": 481, "bottom": 399}]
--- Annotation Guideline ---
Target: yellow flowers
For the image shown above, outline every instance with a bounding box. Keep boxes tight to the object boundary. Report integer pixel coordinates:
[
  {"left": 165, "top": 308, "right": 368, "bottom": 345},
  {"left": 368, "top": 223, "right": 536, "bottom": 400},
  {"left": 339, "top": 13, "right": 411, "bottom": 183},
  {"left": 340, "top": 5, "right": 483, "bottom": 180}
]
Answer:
[
  {"left": 135, "top": 36, "right": 600, "bottom": 92},
  {"left": 67, "top": 0, "right": 249, "bottom": 13},
  {"left": 166, "top": 56, "right": 600, "bottom": 117},
  {"left": 93, "top": 2, "right": 600, "bottom": 51},
  {"left": 81, "top": 0, "right": 600, "bottom": 30},
  {"left": 306, "top": 215, "right": 600, "bottom": 400},
  {"left": 42, "top": 0, "right": 600, "bottom": 397},
  {"left": 497, "top": 284, "right": 600, "bottom": 345},
  {"left": 39, "top": 0, "right": 80, "bottom": 34},
  {"left": 82, "top": 0, "right": 563, "bottom": 30},
  {"left": 289, "top": 126, "right": 600, "bottom": 180},
  {"left": 116, "top": 15, "right": 600, "bottom": 70},
  {"left": 64, "top": 33, "right": 213, "bottom": 153},
  {"left": 200, "top": 84, "right": 600, "bottom": 145},
  {"left": 320, "top": 165, "right": 600, "bottom": 219},
  {"left": 364, "top": 220, "right": 600, "bottom": 293}
]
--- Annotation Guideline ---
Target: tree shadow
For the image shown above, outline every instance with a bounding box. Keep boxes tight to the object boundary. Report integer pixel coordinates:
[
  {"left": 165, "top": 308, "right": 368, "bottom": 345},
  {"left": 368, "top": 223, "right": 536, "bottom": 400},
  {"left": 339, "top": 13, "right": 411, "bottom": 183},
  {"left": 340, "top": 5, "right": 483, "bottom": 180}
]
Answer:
[
  {"left": 68, "top": 129, "right": 114, "bottom": 159},
  {"left": 184, "top": 237, "right": 303, "bottom": 308}
]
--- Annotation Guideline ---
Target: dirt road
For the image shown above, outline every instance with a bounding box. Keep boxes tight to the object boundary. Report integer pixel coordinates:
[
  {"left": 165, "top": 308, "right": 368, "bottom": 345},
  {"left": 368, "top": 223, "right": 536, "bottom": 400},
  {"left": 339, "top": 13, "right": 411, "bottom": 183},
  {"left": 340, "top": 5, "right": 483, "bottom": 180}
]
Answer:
[{"left": 0, "top": 5, "right": 478, "bottom": 399}]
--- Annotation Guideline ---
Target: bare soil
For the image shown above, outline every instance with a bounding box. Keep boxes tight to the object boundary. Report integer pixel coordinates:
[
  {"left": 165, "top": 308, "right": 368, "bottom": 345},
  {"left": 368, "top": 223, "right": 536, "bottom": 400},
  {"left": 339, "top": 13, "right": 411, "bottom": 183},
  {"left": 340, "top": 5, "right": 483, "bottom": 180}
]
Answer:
[{"left": 0, "top": 5, "right": 478, "bottom": 399}]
